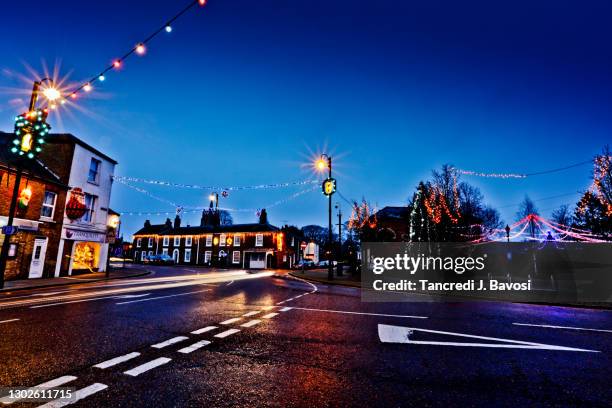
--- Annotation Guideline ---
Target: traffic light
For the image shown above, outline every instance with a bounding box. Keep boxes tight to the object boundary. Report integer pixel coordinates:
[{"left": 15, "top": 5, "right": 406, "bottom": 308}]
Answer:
[{"left": 11, "top": 109, "right": 50, "bottom": 159}]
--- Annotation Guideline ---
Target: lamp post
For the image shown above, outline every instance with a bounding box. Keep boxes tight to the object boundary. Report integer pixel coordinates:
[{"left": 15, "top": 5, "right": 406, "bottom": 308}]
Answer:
[
  {"left": 316, "top": 154, "right": 335, "bottom": 281},
  {"left": 335, "top": 203, "right": 342, "bottom": 276},
  {"left": 0, "top": 78, "right": 59, "bottom": 288}
]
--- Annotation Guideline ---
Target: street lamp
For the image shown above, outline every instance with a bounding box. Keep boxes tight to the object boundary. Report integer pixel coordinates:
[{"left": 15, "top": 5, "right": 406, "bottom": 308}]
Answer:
[
  {"left": 0, "top": 78, "right": 59, "bottom": 288},
  {"left": 316, "top": 154, "right": 335, "bottom": 280}
]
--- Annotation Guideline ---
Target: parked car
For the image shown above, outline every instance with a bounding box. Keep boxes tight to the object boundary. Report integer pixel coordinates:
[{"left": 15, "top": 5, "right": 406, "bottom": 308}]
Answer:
[
  {"left": 317, "top": 260, "right": 337, "bottom": 267},
  {"left": 145, "top": 254, "right": 175, "bottom": 265},
  {"left": 293, "top": 260, "right": 316, "bottom": 269}
]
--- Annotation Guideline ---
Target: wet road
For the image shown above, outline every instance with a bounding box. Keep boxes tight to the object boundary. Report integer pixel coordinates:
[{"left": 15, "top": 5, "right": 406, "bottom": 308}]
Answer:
[{"left": 0, "top": 265, "right": 610, "bottom": 407}]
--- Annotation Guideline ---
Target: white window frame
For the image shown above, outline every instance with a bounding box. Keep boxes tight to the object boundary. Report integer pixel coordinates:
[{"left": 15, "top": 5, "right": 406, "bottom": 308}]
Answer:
[
  {"left": 206, "top": 235, "right": 212, "bottom": 247},
  {"left": 174, "top": 236, "right": 180, "bottom": 246},
  {"left": 172, "top": 249, "right": 179, "bottom": 263},
  {"left": 219, "top": 234, "right": 226, "bottom": 247},
  {"left": 141, "top": 252, "right": 146, "bottom": 261},
  {"left": 137, "top": 238, "right": 142, "bottom": 248},
  {"left": 184, "top": 249, "right": 192, "bottom": 262},
  {"left": 163, "top": 236, "right": 169, "bottom": 247},
  {"left": 148, "top": 238, "right": 153, "bottom": 248},
  {"left": 40, "top": 191, "right": 57, "bottom": 220},
  {"left": 204, "top": 250, "right": 212, "bottom": 263},
  {"left": 255, "top": 233, "right": 264, "bottom": 247},
  {"left": 185, "top": 236, "right": 192, "bottom": 246},
  {"left": 87, "top": 157, "right": 101, "bottom": 184},
  {"left": 232, "top": 251, "right": 240, "bottom": 264},
  {"left": 162, "top": 248, "right": 168, "bottom": 256},
  {"left": 233, "top": 234, "right": 241, "bottom": 246}
]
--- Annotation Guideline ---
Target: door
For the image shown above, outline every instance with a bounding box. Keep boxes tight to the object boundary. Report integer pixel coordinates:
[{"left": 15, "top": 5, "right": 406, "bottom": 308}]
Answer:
[
  {"left": 249, "top": 253, "right": 265, "bottom": 269},
  {"left": 29, "top": 238, "right": 48, "bottom": 278}
]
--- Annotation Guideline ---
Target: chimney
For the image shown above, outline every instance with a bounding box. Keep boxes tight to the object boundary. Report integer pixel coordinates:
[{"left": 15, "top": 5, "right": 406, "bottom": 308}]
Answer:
[
  {"left": 174, "top": 215, "right": 181, "bottom": 229},
  {"left": 165, "top": 218, "right": 172, "bottom": 227},
  {"left": 259, "top": 209, "right": 268, "bottom": 224},
  {"left": 144, "top": 220, "right": 151, "bottom": 228}
]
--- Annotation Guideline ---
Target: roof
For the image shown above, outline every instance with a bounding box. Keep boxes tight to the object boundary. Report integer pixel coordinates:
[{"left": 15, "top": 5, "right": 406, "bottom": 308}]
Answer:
[
  {"left": 134, "top": 222, "right": 279, "bottom": 236},
  {"left": 45, "top": 133, "right": 118, "bottom": 165},
  {"left": 0, "top": 132, "right": 69, "bottom": 188},
  {"left": 374, "top": 206, "right": 410, "bottom": 220}
]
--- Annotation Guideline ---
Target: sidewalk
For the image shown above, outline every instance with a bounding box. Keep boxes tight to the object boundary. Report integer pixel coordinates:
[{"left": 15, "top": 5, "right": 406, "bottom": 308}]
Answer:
[
  {"left": 0, "top": 266, "right": 151, "bottom": 292},
  {"left": 289, "top": 268, "right": 361, "bottom": 288}
]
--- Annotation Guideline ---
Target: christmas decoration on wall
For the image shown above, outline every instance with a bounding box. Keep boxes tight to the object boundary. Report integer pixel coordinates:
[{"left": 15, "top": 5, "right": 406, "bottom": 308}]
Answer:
[
  {"left": 17, "top": 186, "right": 32, "bottom": 210},
  {"left": 11, "top": 110, "right": 50, "bottom": 159},
  {"left": 65, "top": 188, "right": 88, "bottom": 220}
]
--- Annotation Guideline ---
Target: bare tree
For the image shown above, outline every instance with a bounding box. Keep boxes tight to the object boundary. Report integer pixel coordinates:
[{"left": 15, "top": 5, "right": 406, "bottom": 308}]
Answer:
[{"left": 551, "top": 204, "right": 572, "bottom": 227}]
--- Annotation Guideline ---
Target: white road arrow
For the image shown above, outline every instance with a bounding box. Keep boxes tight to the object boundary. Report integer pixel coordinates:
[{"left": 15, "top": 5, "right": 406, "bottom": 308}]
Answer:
[
  {"left": 113, "top": 293, "right": 151, "bottom": 299},
  {"left": 377, "top": 324, "right": 598, "bottom": 352}
]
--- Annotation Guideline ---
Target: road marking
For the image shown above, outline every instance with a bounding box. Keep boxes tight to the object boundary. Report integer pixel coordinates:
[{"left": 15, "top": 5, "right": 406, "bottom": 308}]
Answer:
[
  {"left": 191, "top": 326, "right": 217, "bottom": 334},
  {"left": 513, "top": 323, "right": 612, "bottom": 333},
  {"left": 261, "top": 306, "right": 275, "bottom": 311},
  {"left": 178, "top": 340, "right": 211, "bottom": 354},
  {"left": 378, "top": 324, "right": 599, "bottom": 352},
  {"left": 30, "top": 295, "right": 121, "bottom": 308},
  {"left": 279, "top": 307, "right": 292, "bottom": 312},
  {"left": 37, "top": 382, "right": 108, "bottom": 408},
  {"left": 116, "top": 289, "right": 210, "bottom": 305},
  {"left": 242, "top": 311, "right": 260, "bottom": 317},
  {"left": 1, "top": 376, "right": 77, "bottom": 405},
  {"left": 152, "top": 336, "right": 189, "bottom": 349},
  {"left": 114, "top": 293, "right": 150, "bottom": 299},
  {"left": 261, "top": 312, "right": 278, "bottom": 319},
  {"left": 124, "top": 357, "right": 172, "bottom": 376},
  {"left": 93, "top": 352, "right": 141, "bottom": 369},
  {"left": 0, "top": 318, "right": 19, "bottom": 324},
  {"left": 220, "top": 317, "right": 242, "bottom": 325},
  {"left": 241, "top": 319, "right": 261, "bottom": 328},
  {"left": 290, "top": 307, "right": 428, "bottom": 319},
  {"left": 214, "top": 328, "right": 240, "bottom": 338}
]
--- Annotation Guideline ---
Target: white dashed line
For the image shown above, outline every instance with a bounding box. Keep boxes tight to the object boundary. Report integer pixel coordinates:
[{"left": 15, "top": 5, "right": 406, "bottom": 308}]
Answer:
[
  {"left": 37, "top": 382, "right": 108, "bottom": 408},
  {"left": 214, "top": 329, "right": 240, "bottom": 338},
  {"left": 151, "top": 336, "right": 189, "bottom": 349},
  {"left": 116, "top": 289, "right": 211, "bottom": 305},
  {"left": 279, "top": 307, "right": 292, "bottom": 312},
  {"left": 178, "top": 340, "right": 211, "bottom": 354},
  {"left": 289, "top": 306, "right": 428, "bottom": 319},
  {"left": 261, "top": 313, "right": 278, "bottom": 319},
  {"left": 513, "top": 323, "right": 612, "bottom": 333},
  {"left": 124, "top": 357, "right": 172, "bottom": 377},
  {"left": 242, "top": 311, "right": 260, "bottom": 317},
  {"left": 1, "top": 376, "right": 77, "bottom": 405},
  {"left": 220, "top": 318, "right": 242, "bottom": 325},
  {"left": 241, "top": 319, "right": 261, "bottom": 328},
  {"left": 93, "top": 352, "right": 141, "bottom": 369},
  {"left": 191, "top": 326, "right": 217, "bottom": 334},
  {"left": 0, "top": 318, "right": 19, "bottom": 324}
]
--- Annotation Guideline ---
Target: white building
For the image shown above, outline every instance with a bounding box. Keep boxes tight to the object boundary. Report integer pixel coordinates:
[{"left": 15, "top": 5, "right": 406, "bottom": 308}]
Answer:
[{"left": 40, "top": 134, "right": 117, "bottom": 276}]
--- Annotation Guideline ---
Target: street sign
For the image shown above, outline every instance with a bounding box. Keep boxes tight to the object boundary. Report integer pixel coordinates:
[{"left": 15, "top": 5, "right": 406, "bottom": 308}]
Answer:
[
  {"left": 322, "top": 178, "right": 336, "bottom": 196},
  {"left": 1, "top": 226, "right": 18, "bottom": 236},
  {"left": 300, "top": 242, "right": 307, "bottom": 250}
]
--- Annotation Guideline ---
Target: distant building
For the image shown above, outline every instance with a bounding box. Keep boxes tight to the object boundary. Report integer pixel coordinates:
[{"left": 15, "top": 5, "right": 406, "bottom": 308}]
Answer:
[
  {"left": 0, "top": 132, "right": 69, "bottom": 279},
  {"left": 132, "top": 208, "right": 300, "bottom": 269},
  {"left": 372, "top": 206, "right": 410, "bottom": 241}
]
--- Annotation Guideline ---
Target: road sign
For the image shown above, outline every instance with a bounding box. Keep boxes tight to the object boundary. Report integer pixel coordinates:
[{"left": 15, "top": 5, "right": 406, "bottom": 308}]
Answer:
[
  {"left": 300, "top": 242, "right": 307, "bottom": 250},
  {"left": 1, "top": 226, "right": 18, "bottom": 236}
]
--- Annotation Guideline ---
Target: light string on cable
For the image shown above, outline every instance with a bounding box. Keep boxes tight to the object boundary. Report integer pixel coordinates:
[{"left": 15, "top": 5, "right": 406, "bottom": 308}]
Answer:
[
  {"left": 112, "top": 176, "right": 319, "bottom": 191},
  {"left": 453, "top": 159, "right": 593, "bottom": 180},
  {"left": 44, "top": 0, "right": 209, "bottom": 109}
]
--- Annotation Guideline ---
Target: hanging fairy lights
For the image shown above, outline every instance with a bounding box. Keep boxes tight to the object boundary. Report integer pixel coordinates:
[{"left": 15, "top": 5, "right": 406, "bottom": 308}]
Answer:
[
  {"left": 44, "top": 0, "right": 209, "bottom": 108},
  {"left": 454, "top": 159, "right": 593, "bottom": 180},
  {"left": 112, "top": 176, "right": 319, "bottom": 191}
]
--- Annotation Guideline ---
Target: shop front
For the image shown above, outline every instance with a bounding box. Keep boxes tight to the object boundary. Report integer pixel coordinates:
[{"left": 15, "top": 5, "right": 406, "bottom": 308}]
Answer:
[{"left": 55, "top": 227, "right": 108, "bottom": 276}]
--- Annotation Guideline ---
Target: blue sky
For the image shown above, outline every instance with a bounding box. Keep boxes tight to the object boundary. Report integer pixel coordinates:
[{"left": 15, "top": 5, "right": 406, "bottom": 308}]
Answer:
[{"left": 1, "top": 0, "right": 611, "bottom": 236}]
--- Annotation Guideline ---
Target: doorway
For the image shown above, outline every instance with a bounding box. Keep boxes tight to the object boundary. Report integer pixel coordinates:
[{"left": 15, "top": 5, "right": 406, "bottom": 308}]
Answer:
[{"left": 28, "top": 237, "right": 48, "bottom": 278}]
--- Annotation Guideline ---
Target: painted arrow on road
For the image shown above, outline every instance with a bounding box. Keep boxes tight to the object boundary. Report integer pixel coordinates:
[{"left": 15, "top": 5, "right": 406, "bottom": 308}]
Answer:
[
  {"left": 114, "top": 293, "right": 150, "bottom": 299},
  {"left": 378, "top": 324, "right": 598, "bottom": 352}
]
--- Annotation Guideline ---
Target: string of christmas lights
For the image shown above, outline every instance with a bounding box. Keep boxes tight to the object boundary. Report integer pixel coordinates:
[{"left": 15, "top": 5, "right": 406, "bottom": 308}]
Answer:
[
  {"left": 454, "top": 159, "right": 593, "bottom": 180},
  {"left": 112, "top": 176, "right": 319, "bottom": 191},
  {"left": 44, "top": 0, "right": 209, "bottom": 109},
  {"left": 114, "top": 178, "right": 181, "bottom": 208}
]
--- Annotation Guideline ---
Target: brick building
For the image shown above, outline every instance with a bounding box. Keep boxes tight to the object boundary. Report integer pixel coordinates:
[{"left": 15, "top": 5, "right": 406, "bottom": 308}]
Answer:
[
  {"left": 0, "top": 134, "right": 68, "bottom": 280},
  {"left": 372, "top": 206, "right": 410, "bottom": 241}
]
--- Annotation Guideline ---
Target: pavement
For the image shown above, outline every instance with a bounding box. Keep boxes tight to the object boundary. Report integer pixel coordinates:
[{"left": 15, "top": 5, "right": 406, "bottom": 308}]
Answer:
[
  {"left": 0, "top": 265, "right": 610, "bottom": 407},
  {"left": 289, "top": 267, "right": 361, "bottom": 287}
]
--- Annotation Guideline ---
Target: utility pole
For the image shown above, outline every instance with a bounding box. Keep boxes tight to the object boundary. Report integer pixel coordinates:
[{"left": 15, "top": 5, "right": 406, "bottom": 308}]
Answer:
[{"left": 336, "top": 203, "right": 342, "bottom": 276}]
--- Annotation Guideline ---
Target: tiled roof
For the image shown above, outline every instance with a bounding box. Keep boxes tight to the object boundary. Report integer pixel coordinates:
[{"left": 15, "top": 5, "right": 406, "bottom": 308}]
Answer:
[{"left": 375, "top": 206, "right": 410, "bottom": 219}]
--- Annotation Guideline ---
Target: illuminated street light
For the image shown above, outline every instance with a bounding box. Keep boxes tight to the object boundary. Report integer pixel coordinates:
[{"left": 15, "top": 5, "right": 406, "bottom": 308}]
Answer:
[
  {"left": 316, "top": 154, "right": 335, "bottom": 281},
  {"left": 42, "top": 86, "right": 61, "bottom": 101}
]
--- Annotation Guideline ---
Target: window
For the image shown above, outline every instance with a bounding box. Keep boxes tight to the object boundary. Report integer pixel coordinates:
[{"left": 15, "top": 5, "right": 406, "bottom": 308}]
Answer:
[
  {"left": 136, "top": 238, "right": 142, "bottom": 248},
  {"left": 172, "top": 249, "right": 179, "bottom": 263},
  {"left": 148, "top": 251, "right": 153, "bottom": 257},
  {"left": 88, "top": 158, "right": 101, "bottom": 183},
  {"left": 255, "top": 233, "right": 263, "bottom": 247},
  {"left": 83, "top": 193, "right": 96, "bottom": 223},
  {"left": 141, "top": 252, "right": 146, "bottom": 261},
  {"left": 233, "top": 234, "right": 241, "bottom": 246},
  {"left": 219, "top": 234, "right": 226, "bottom": 247},
  {"left": 148, "top": 238, "right": 153, "bottom": 248},
  {"left": 163, "top": 236, "right": 169, "bottom": 247},
  {"left": 232, "top": 251, "right": 240, "bottom": 264},
  {"left": 185, "top": 236, "right": 192, "bottom": 246},
  {"left": 206, "top": 235, "right": 212, "bottom": 247},
  {"left": 162, "top": 248, "right": 168, "bottom": 256},
  {"left": 204, "top": 251, "right": 212, "bottom": 263},
  {"left": 40, "top": 191, "right": 57, "bottom": 219},
  {"left": 185, "top": 249, "right": 192, "bottom": 262},
  {"left": 174, "top": 236, "right": 180, "bottom": 246}
]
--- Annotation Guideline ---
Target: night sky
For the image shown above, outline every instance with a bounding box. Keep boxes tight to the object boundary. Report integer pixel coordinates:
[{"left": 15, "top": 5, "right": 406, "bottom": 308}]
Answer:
[{"left": 1, "top": 0, "right": 611, "bottom": 237}]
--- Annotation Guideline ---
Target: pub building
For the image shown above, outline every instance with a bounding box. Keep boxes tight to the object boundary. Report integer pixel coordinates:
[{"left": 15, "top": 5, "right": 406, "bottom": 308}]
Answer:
[
  {"left": 133, "top": 208, "right": 301, "bottom": 269},
  {"left": 0, "top": 134, "right": 68, "bottom": 279}
]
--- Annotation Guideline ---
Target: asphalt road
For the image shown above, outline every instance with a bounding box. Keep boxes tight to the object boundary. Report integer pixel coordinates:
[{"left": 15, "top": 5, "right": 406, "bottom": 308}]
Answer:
[{"left": 0, "top": 265, "right": 610, "bottom": 407}]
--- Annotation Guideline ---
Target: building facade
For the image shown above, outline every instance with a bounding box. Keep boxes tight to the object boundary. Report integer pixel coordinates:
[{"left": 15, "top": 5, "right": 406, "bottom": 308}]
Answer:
[
  {"left": 0, "top": 133, "right": 69, "bottom": 280},
  {"left": 38, "top": 134, "right": 117, "bottom": 276}
]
